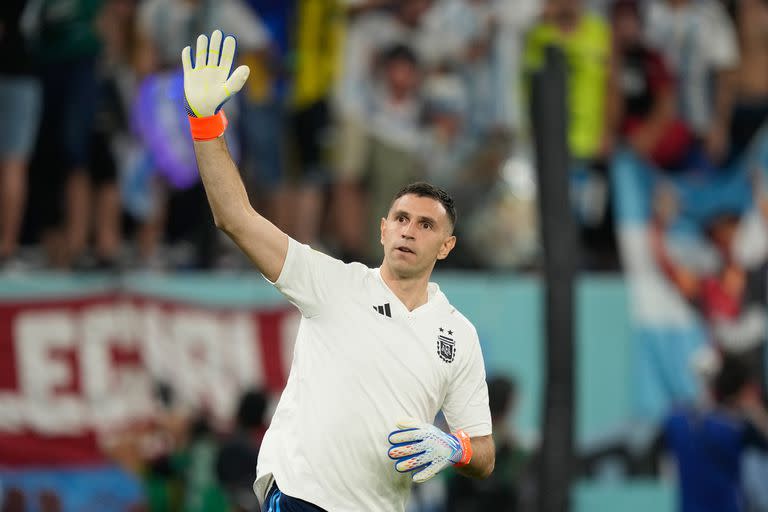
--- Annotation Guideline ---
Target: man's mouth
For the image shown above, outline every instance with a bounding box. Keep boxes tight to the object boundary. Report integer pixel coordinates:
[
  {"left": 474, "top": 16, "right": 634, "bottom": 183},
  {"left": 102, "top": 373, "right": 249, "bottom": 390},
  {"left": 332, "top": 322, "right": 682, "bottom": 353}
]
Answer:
[{"left": 396, "top": 246, "right": 415, "bottom": 254}]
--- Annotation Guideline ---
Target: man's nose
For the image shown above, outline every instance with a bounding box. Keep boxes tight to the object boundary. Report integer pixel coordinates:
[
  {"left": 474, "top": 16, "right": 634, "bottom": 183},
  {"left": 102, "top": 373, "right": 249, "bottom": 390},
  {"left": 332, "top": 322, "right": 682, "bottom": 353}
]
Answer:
[{"left": 401, "top": 221, "right": 416, "bottom": 239}]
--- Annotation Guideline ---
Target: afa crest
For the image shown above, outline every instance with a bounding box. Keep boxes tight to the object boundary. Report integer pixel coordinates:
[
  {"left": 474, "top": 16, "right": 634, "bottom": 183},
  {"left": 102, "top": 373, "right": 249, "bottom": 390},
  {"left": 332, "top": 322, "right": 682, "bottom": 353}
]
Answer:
[{"left": 437, "top": 327, "right": 455, "bottom": 363}]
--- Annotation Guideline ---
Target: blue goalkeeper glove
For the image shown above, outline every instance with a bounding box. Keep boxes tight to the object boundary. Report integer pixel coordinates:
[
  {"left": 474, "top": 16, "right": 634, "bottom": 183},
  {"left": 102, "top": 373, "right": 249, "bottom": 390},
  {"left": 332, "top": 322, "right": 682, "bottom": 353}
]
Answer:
[
  {"left": 388, "top": 418, "right": 472, "bottom": 483},
  {"left": 181, "top": 30, "right": 250, "bottom": 140}
]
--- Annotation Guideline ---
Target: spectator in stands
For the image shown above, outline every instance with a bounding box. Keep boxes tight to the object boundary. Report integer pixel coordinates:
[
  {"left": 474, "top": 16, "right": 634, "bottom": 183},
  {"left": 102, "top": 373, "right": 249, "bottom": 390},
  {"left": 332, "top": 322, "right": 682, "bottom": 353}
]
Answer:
[
  {"left": 420, "top": 73, "right": 472, "bottom": 190},
  {"left": 663, "top": 355, "right": 768, "bottom": 512},
  {"left": 446, "top": 375, "right": 529, "bottom": 512},
  {"left": 524, "top": 0, "right": 617, "bottom": 165},
  {"left": 611, "top": 0, "right": 694, "bottom": 170},
  {"left": 0, "top": 0, "right": 41, "bottom": 271},
  {"left": 77, "top": 0, "right": 142, "bottom": 269},
  {"left": 246, "top": 0, "right": 343, "bottom": 247},
  {"left": 722, "top": 0, "right": 768, "bottom": 160},
  {"left": 650, "top": 173, "right": 768, "bottom": 382},
  {"left": 486, "top": 0, "right": 541, "bottom": 136},
  {"left": 645, "top": 0, "right": 740, "bottom": 166},
  {"left": 238, "top": 0, "right": 292, "bottom": 244},
  {"left": 331, "top": 0, "right": 434, "bottom": 262},
  {"left": 216, "top": 389, "right": 269, "bottom": 512},
  {"left": 420, "top": 0, "right": 539, "bottom": 138},
  {"left": 360, "top": 43, "right": 426, "bottom": 262},
  {"left": 178, "top": 414, "right": 230, "bottom": 512},
  {"left": 34, "top": 0, "right": 111, "bottom": 269}
]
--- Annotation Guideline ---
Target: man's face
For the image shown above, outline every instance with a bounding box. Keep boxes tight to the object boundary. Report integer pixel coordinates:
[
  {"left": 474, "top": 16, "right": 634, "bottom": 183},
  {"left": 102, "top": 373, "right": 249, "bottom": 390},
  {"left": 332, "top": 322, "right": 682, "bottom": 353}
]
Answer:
[{"left": 380, "top": 194, "right": 456, "bottom": 278}]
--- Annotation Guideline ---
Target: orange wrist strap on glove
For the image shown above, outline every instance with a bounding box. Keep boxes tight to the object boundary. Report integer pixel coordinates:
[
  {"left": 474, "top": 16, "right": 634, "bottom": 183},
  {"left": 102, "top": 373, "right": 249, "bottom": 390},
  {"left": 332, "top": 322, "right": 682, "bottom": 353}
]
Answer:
[
  {"left": 181, "top": 30, "right": 249, "bottom": 141},
  {"left": 188, "top": 110, "right": 228, "bottom": 141},
  {"left": 388, "top": 418, "right": 474, "bottom": 482}
]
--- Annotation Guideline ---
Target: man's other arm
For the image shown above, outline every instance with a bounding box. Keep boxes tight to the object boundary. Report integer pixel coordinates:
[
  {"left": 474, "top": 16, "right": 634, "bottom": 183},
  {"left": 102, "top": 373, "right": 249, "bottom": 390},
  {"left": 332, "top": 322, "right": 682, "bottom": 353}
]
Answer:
[{"left": 193, "top": 136, "right": 287, "bottom": 282}]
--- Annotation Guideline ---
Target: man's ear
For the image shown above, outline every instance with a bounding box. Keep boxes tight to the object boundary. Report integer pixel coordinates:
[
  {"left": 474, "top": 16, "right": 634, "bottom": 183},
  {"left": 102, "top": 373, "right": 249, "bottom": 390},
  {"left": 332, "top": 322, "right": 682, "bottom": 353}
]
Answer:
[
  {"left": 437, "top": 235, "right": 456, "bottom": 260},
  {"left": 380, "top": 217, "right": 387, "bottom": 246}
]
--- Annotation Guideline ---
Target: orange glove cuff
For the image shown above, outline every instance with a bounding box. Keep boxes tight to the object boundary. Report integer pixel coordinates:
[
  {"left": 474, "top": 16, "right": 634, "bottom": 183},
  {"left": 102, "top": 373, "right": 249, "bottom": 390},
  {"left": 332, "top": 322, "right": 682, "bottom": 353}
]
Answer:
[
  {"left": 453, "top": 430, "right": 472, "bottom": 467},
  {"left": 188, "top": 110, "right": 228, "bottom": 140}
]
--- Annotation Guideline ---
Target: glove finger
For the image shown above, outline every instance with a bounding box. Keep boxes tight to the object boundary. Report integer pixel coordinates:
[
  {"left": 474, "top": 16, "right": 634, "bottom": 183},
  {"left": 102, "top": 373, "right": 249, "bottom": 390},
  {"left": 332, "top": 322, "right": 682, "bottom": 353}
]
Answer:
[
  {"left": 220, "top": 35, "right": 237, "bottom": 76},
  {"left": 394, "top": 453, "right": 432, "bottom": 473},
  {"left": 412, "top": 462, "right": 441, "bottom": 483},
  {"left": 195, "top": 33, "right": 208, "bottom": 68},
  {"left": 396, "top": 417, "right": 422, "bottom": 430},
  {"left": 208, "top": 29, "right": 223, "bottom": 67},
  {"left": 181, "top": 46, "right": 193, "bottom": 75},
  {"left": 388, "top": 440, "right": 424, "bottom": 459},
  {"left": 388, "top": 427, "right": 423, "bottom": 445},
  {"left": 224, "top": 65, "right": 250, "bottom": 96}
]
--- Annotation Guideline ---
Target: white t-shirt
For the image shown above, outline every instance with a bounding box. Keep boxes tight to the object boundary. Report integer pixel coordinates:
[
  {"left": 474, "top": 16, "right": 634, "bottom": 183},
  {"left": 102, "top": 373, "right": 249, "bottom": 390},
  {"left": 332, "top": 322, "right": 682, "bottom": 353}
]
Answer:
[{"left": 254, "top": 239, "right": 492, "bottom": 511}]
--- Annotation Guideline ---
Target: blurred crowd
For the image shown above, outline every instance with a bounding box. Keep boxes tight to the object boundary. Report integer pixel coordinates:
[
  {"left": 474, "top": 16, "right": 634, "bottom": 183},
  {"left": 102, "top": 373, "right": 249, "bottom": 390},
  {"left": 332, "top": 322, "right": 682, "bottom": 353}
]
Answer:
[
  {"left": 0, "top": 376, "right": 530, "bottom": 512},
  {"left": 1, "top": 0, "right": 767, "bottom": 272}
]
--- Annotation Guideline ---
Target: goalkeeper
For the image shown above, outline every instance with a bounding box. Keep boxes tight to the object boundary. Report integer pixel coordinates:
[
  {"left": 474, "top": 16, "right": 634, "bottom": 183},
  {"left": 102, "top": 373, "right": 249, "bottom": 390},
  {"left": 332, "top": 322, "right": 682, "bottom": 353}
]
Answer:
[{"left": 182, "top": 30, "right": 494, "bottom": 511}]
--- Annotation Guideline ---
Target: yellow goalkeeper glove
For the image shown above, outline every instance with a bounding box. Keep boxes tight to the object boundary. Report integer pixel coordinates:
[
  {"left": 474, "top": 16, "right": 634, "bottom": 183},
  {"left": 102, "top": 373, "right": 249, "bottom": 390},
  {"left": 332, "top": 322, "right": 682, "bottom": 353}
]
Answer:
[{"left": 181, "top": 30, "right": 250, "bottom": 140}]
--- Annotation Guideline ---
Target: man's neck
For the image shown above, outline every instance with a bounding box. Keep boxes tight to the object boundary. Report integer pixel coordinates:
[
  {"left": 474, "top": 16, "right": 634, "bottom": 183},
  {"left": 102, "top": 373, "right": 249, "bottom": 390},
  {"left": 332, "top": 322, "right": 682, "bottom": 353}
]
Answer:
[{"left": 380, "top": 263, "right": 432, "bottom": 311}]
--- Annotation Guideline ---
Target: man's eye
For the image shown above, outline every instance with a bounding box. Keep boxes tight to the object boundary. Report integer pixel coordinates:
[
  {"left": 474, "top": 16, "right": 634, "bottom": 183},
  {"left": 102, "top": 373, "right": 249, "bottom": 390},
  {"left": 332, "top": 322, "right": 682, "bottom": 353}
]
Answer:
[{"left": 422, "top": 223, "right": 432, "bottom": 229}]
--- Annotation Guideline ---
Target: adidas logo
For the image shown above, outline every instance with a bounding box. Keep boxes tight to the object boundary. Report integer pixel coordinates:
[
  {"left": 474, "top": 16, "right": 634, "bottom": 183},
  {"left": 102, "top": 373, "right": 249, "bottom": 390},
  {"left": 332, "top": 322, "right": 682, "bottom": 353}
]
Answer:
[{"left": 373, "top": 303, "right": 392, "bottom": 318}]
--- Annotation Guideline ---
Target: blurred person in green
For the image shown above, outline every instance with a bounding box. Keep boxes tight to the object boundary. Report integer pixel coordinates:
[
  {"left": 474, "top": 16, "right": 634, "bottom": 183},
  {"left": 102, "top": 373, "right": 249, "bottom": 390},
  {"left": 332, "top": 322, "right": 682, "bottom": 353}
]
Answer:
[{"left": 177, "top": 414, "right": 230, "bottom": 512}]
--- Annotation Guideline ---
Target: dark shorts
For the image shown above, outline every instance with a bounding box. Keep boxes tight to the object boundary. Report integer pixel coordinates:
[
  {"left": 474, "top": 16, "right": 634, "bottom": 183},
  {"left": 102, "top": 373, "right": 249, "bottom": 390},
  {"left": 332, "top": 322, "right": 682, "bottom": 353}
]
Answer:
[
  {"left": 264, "top": 482, "right": 326, "bottom": 512},
  {"left": 39, "top": 57, "right": 99, "bottom": 171}
]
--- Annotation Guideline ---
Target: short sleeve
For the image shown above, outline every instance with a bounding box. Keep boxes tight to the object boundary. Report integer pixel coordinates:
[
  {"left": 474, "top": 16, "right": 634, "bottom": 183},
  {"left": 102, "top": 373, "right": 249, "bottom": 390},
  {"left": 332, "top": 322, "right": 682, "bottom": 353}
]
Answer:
[
  {"left": 266, "top": 238, "right": 362, "bottom": 319},
  {"left": 441, "top": 330, "right": 492, "bottom": 438}
]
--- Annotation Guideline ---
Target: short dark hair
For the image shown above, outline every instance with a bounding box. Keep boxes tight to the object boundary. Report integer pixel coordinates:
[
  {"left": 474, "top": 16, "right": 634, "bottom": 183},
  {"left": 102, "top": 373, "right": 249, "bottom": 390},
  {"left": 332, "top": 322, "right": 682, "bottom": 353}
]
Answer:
[{"left": 391, "top": 182, "right": 457, "bottom": 229}]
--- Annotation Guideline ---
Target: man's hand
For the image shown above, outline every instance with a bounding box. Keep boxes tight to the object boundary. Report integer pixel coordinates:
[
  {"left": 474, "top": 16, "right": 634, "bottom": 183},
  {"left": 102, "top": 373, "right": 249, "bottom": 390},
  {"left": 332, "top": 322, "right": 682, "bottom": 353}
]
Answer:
[
  {"left": 387, "top": 418, "right": 472, "bottom": 483},
  {"left": 181, "top": 30, "right": 250, "bottom": 119}
]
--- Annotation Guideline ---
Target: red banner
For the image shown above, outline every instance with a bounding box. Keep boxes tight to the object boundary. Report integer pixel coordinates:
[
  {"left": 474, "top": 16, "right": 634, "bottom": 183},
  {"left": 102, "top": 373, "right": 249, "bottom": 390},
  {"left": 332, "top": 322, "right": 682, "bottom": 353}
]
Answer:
[{"left": 0, "top": 293, "right": 298, "bottom": 466}]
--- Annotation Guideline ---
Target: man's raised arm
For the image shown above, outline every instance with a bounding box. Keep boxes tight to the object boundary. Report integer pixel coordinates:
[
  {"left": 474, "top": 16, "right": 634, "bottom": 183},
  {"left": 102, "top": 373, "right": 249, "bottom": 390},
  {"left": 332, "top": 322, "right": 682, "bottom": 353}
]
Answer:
[{"left": 183, "top": 30, "right": 287, "bottom": 282}]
